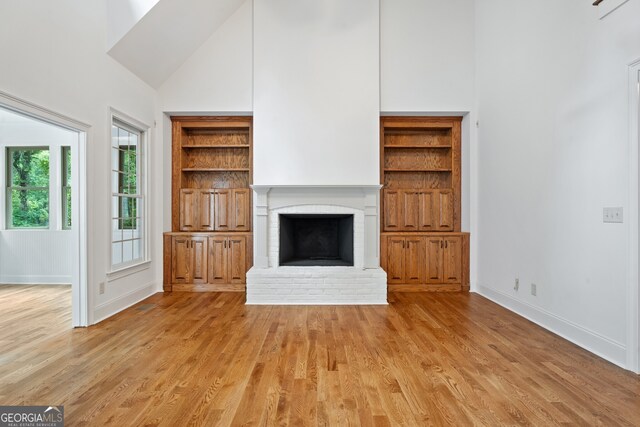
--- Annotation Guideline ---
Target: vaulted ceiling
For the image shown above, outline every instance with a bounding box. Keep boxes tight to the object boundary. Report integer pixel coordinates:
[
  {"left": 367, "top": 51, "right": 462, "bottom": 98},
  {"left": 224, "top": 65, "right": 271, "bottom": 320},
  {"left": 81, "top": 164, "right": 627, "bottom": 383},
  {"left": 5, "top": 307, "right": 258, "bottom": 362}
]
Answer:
[{"left": 107, "top": 0, "right": 246, "bottom": 88}]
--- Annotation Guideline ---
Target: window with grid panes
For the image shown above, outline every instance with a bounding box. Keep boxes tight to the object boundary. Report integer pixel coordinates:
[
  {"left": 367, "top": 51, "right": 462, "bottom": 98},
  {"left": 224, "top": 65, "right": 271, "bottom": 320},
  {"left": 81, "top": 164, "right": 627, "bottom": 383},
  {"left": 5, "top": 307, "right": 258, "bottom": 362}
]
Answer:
[{"left": 111, "top": 118, "right": 145, "bottom": 268}]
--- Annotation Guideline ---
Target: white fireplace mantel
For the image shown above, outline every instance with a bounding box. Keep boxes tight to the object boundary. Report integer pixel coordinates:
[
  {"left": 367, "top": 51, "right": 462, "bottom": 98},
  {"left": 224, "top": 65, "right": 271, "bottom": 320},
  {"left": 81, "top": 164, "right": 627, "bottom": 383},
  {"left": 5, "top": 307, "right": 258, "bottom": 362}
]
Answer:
[
  {"left": 246, "top": 184, "right": 387, "bottom": 305},
  {"left": 250, "top": 185, "right": 383, "bottom": 269}
]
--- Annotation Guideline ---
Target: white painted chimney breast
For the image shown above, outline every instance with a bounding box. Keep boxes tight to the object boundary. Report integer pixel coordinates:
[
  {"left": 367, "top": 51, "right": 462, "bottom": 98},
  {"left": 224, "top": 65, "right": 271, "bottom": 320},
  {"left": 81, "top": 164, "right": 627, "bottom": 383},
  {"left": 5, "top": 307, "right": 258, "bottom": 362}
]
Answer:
[{"left": 253, "top": 0, "right": 380, "bottom": 185}]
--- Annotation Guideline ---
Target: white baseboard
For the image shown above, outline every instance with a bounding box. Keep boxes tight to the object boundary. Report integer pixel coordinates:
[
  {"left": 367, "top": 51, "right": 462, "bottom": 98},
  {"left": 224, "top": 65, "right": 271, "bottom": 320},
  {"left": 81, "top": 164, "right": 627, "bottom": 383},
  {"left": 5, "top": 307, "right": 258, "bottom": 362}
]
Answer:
[
  {"left": 93, "top": 282, "right": 158, "bottom": 324},
  {"left": 0, "top": 275, "right": 72, "bottom": 285},
  {"left": 476, "top": 285, "right": 628, "bottom": 370}
]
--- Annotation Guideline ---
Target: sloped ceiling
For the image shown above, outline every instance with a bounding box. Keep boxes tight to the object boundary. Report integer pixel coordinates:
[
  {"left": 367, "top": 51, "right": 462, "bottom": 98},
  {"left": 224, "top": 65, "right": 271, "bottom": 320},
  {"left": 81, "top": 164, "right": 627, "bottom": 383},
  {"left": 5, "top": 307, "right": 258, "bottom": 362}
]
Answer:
[
  {"left": 108, "top": 0, "right": 246, "bottom": 88},
  {"left": 107, "top": 0, "right": 161, "bottom": 50}
]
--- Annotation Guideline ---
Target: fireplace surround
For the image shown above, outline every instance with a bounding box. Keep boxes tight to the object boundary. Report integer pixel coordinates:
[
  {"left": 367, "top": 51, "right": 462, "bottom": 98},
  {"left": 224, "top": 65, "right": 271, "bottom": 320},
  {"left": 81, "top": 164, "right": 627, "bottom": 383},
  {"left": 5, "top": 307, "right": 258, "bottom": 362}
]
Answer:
[{"left": 246, "top": 185, "right": 387, "bottom": 304}]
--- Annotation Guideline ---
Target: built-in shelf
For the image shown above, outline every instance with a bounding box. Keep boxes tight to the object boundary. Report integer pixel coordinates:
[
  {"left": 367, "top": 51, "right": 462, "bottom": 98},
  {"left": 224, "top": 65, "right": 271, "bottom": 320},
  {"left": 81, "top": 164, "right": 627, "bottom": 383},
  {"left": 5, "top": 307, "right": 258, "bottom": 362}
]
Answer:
[
  {"left": 182, "top": 168, "right": 250, "bottom": 172},
  {"left": 384, "top": 145, "right": 451, "bottom": 149},
  {"left": 380, "top": 117, "right": 467, "bottom": 291},
  {"left": 383, "top": 124, "right": 453, "bottom": 131},
  {"left": 182, "top": 145, "right": 250, "bottom": 149},
  {"left": 384, "top": 168, "right": 452, "bottom": 172},
  {"left": 167, "top": 116, "right": 253, "bottom": 293}
]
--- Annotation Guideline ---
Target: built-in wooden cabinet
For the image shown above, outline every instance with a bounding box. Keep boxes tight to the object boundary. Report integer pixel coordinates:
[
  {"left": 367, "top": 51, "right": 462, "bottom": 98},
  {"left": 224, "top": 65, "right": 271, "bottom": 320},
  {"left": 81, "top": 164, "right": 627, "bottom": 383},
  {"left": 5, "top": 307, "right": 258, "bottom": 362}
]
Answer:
[
  {"left": 386, "top": 236, "right": 427, "bottom": 285},
  {"left": 164, "top": 117, "right": 253, "bottom": 292},
  {"left": 164, "top": 233, "right": 252, "bottom": 291},
  {"left": 381, "top": 117, "right": 469, "bottom": 291},
  {"left": 213, "top": 188, "right": 251, "bottom": 232},
  {"left": 425, "top": 236, "right": 462, "bottom": 284},
  {"left": 382, "top": 233, "right": 468, "bottom": 291},
  {"left": 230, "top": 189, "right": 251, "bottom": 231},
  {"left": 383, "top": 189, "right": 453, "bottom": 232},
  {"left": 209, "top": 235, "right": 247, "bottom": 285},
  {"left": 179, "top": 188, "right": 250, "bottom": 232},
  {"left": 180, "top": 189, "right": 215, "bottom": 231},
  {"left": 169, "top": 235, "right": 209, "bottom": 285}
]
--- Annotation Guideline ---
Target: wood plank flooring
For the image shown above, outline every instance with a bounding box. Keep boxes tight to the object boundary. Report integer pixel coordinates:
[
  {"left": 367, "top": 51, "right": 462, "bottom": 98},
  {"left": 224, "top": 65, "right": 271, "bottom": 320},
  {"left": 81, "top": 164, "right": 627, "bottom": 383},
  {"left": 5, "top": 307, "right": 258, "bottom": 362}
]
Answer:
[{"left": 0, "top": 286, "right": 639, "bottom": 426}]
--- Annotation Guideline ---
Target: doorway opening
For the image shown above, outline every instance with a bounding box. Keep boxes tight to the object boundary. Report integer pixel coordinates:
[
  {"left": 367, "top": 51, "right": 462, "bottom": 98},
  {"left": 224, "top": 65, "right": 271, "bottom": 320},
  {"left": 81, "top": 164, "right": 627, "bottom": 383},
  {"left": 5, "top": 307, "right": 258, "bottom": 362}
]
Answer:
[{"left": 0, "top": 92, "right": 88, "bottom": 328}]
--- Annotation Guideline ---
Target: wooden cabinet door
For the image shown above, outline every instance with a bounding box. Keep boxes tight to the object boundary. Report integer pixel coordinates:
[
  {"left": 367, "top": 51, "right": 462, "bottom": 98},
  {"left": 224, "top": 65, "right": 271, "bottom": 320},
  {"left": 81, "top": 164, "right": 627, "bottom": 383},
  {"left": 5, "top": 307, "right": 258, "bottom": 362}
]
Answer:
[
  {"left": 404, "top": 237, "right": 426, "bottom": 284},
  {"left": 383, "top": 190, "right": 400, "bottom": 231},
  {"left": 179, "top": 189, "right": 198, "bottom": 231},
  {"left": 419, "top": 191, "right": 435, "bottom": 231},
  {"left": 214, "top": 190, "right": 231, "bottom": 231},
  {"left": 386, "top": 237, "right": 405, "bottom": 284},
  {"left": 191, "top": 237, "right": 208, "bottom": 283},
  {"left": 436, "top": 190, "right": 454, "bottom": 231},
  {"left": 171, "top": 236, "right": 191, "bottom": 284},
  {"left": 443, "top": 236, "right": 462, "bottom": 283},
  {"left": 208, "top": 236, "right": 227, "bottom": 284},
  {"left": 426, "top": 237, "right": 444, "bottom": 284},
  {"left": 231, "top": 189, "right": 251, "bottom": 231},
  {"left": 401, "top": 191, "right": 420, "bottom": 231},
  {"left": 198, "top": 190, "right": 215, "bottom": 231},
  {"left": 227, "top": 236, "right": 247, "bottom": 284}
]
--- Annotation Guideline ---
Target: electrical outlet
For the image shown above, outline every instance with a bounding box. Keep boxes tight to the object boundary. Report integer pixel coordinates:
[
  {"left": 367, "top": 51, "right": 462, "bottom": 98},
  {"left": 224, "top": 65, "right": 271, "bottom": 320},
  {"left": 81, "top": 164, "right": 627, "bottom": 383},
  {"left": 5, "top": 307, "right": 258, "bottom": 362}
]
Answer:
[
  {"left": 603, "top": 207, "right": 623, "bottom": 223},
  {"left": 531, "top": 283, "right": 537, "bottom": 296},
  {"left": 99, "top": 282, "right": 105, "bottom": 295},
  {"left": 514, "top": 278, "right": 519, "bottom": 291}
]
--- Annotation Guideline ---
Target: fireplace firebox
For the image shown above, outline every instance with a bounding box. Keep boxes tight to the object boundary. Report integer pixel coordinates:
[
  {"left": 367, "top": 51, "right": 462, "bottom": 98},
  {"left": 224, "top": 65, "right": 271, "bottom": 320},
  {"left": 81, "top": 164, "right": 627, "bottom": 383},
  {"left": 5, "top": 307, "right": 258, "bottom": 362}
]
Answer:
[{"left": 279, "top": 214, "right": 354, "bottom": 266}]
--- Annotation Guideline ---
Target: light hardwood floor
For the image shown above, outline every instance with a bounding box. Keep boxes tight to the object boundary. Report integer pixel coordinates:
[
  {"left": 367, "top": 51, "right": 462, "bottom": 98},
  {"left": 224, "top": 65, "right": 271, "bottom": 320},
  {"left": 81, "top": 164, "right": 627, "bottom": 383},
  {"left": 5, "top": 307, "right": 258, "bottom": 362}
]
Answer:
[{"left": 1, "top": 286, "right": 639, "bottom": 426}]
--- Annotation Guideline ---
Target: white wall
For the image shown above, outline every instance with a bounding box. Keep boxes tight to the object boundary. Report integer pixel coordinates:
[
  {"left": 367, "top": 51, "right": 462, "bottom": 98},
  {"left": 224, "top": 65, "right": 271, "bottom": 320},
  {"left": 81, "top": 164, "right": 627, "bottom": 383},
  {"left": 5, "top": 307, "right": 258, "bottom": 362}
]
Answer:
[
  {"left": 0, "top": 109, "right": 75, "bottom": 284},
  {"left": 0, "top": 0, "right": 161, "bottom": 322},
  {"left": 158, "top": 0, "right": 253, "bottom": 113},
  {"left": 253, "top": 0, "right": 380, "bottom": 185},
  {"left": 380, "top": 0, "right": 475, "bottom": 112},
  {"left": 476, "top": 0, "right": 640, "bottom": 368}
]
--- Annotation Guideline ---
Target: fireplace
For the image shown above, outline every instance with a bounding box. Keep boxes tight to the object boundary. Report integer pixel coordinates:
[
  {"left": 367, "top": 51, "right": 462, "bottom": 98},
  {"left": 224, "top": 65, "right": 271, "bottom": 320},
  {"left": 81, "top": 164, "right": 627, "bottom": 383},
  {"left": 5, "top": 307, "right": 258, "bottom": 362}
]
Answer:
[
  {"left": 279, "top": 214, "right": 354, "bottom": 266},
  {"left": 246, "top": 185, "right": 387, "bottom": 305}
]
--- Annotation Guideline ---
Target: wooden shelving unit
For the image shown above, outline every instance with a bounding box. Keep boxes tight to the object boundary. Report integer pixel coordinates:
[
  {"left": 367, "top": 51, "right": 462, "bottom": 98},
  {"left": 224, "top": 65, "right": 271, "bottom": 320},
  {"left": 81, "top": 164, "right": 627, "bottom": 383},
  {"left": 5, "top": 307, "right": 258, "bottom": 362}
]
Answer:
[
  {"left": 384, "top": 145, "right": 451, "bottom": 149},
  {"left": 380, "top": 116, "right": 469, "bottom": 292},
  {"left": 383, "top": 168, "right": 452, "bottom": 172},
  {"left": 164, "top": 116, "right": 253, "bottom": 292},
  {"left": 182, "top": 144, "right": 251, "bottom": 148},
  {"left": 181, "top": 168, "right": 251, "bottom": 172}
]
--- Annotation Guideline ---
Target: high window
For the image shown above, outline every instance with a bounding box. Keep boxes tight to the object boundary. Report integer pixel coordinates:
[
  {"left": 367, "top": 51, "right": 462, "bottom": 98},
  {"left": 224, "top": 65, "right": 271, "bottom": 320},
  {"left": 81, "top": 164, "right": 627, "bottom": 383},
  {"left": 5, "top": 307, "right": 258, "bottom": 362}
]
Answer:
[
  {"left": 6, "top": 147, "right": 50, "bottom": 228},
  {"left": 111, "top": 118, "right": 145, "bottom": 269}
]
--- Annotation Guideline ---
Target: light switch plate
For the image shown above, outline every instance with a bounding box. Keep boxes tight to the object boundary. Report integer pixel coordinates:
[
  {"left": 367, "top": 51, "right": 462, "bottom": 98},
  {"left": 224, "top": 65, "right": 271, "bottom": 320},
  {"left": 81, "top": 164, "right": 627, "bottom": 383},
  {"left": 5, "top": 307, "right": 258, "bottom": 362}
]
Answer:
[{"left": 603, "top": 207, "right": 623, "bottom": 223}]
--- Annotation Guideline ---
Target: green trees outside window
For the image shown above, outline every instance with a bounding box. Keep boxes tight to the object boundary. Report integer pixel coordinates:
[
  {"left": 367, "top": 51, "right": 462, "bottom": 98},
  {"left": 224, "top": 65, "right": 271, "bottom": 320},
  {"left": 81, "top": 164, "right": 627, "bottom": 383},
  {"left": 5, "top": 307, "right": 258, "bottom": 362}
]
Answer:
[
  {"left": 118, "top": 145, "right": 137, "bottom": 229},
  {"left": 62, "top": 146, "right": 72, "bottom": 229},
  {"left": 111, "top": 118, "right": 144, "bottom": 268},
  {"left": 7, "top": 147, "right": 50, "bottom": 228}
]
